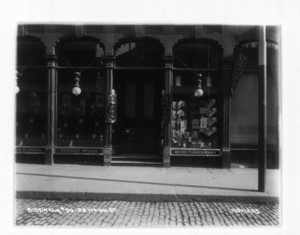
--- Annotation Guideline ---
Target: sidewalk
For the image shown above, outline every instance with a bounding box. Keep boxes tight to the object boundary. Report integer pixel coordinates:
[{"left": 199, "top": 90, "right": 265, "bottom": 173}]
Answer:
[{"left": 15, "top": 163, "right": 280, "bottom": 202}]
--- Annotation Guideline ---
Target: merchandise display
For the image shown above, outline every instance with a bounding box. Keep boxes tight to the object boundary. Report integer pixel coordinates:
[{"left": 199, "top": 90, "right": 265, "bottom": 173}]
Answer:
[{"left": 171, "top": 97, "right": 218, "bottom": 149}]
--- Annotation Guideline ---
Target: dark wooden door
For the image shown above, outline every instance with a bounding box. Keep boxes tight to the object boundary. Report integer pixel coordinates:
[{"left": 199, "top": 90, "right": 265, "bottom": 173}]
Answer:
[{"left": 116, "top": 71, "right": 162, "bottom": 152}]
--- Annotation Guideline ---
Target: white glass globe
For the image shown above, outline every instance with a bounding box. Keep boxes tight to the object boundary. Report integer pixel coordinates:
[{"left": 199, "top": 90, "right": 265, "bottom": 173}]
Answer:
[
  {"left": 194, "top": 88, "right": 204, "bottom": 97},
  {"left": 72, "top": 87, "right": 81, "bottom": 96}
]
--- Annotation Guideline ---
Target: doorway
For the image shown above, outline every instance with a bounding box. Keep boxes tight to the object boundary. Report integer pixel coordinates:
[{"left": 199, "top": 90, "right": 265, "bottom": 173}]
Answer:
[{"left": 114, "top": 70, "right": 163, "bottom": 153}]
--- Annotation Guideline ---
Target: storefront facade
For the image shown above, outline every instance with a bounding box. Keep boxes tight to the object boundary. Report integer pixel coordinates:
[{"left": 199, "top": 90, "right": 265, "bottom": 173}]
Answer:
[{"left": 15, "top": 25, "right": 280, "bottom": 168}]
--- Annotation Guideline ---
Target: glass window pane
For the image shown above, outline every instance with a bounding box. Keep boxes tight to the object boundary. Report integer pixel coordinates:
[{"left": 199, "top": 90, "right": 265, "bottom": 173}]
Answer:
[
  {"left": 125, "top": 82, "right": 136, "bottom": 119},
  {"left": 16, "top": 68, "right": 47, "bottom": 146},
  {"left": 144, "top": 83, "right": 154, "bottom": 120},
  {"left": 57, "top": 69, "right": 106, "bottom": 147}
]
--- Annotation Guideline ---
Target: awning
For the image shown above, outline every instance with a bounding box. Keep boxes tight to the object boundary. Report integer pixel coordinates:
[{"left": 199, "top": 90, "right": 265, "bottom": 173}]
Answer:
[{"left": 231, "top": 41, "right": 279, "bottom": 96}]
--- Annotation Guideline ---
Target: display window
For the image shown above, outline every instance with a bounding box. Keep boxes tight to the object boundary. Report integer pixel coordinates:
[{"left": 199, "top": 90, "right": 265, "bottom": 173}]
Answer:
[
  {"left": 170, "top": 92, "right": 219, "bottom": 149},
  {"left": 171, "top": 40, "right": 222, "bottom": 151},
  {"left": 16, "top": 68, "right": 48, "bottom": 146},
  {"left": 16, "top": 36, "right": 47, "bottom": 147},
  {"left": 56, "top": 69, "right": 106, "bottom": 147},
  {"left": 56, "top": 38, "right": 106, "bottom": 147}
]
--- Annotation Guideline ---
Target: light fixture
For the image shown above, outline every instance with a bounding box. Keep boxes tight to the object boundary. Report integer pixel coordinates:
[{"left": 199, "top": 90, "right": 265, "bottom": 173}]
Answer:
[
  {"left": 16, "top": 71, "right": 20, "bottom": 94},
  {"left": 194, "top": 73, "right": 204, "bottom": 97},
  {"left": 72, "top": 72, "right": 81, "bottom": 96},
  {"left": 15, "top": 84, "right": 20, "bottom": 94}
]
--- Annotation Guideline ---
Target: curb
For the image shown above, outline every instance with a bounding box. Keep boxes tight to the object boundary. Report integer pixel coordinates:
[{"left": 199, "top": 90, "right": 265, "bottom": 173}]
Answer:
[{"left": 16, "top": 191, "right": 279, "bottom": 204}]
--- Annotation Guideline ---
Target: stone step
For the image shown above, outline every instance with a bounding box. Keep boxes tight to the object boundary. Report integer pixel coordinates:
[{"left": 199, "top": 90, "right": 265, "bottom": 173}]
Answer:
[
  {"left": 112, "top": 156, "right": 162, "bottom": 161},
  {"left": 110, "top": 160, "right": 163, "bottom": 167},
  {"left": 111, "top": 153, "right": 163, "bottom": 166}
]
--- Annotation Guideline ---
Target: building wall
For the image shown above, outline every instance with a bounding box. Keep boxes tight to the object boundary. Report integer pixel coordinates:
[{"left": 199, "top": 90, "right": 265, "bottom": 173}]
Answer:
[
  {"left": 15, "top": 24, "right": 280, "bottom": 167},
  {"left": 230, "top": 72, "right": 258, "bottom": 145},
  {"left": 230, "top": 72, "right": 279, "bottom": 147}
]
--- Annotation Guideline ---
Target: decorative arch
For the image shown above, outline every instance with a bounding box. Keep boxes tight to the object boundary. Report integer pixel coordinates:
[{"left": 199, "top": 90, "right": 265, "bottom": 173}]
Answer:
[
  {"left": 114, "top": 36, "right": 164, "bottom": 53},
  {"left": 114, "top": 36, "right": 164, "bottom": 67},
  {"left": 173, "top": 37, "right": 222, "bottom": 49},
  {"left": 17, "top": 35, "right": 46, "bottom": 66},
  {"left": 57, "top": 35, "right": 104, "bottom": 49},
  {"left": 55, "top": 35, "right": 105, "bottom": 67}
]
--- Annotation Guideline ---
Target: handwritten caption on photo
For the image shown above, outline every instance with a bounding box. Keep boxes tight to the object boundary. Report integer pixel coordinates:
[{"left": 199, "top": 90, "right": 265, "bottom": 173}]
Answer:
[
  {"left": 230, "top": 207, "right": 261, "bottom": 214},
  {"left": 27, "top": 207, "right": 117, "bottom": 214}
]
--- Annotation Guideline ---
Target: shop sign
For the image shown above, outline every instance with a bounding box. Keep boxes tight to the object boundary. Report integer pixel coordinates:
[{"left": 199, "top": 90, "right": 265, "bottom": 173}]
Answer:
[
  {"left": 55, "top": 148, "right": 104, "bottom": 154},
  {"left": 16, "top": 147, "right": 45, "bottom": 153},
  {"left": 170, "top": 148, "right": 221, "bottom": 156},
  {"left": 105, "top": 89, "right": 117, "bottom": 123}
]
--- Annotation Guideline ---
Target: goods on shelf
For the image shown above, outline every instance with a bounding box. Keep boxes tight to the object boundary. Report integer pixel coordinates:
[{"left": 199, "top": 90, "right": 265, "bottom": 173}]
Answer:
[{"left": 171, "top": 98, "right": 218, "bottom": 148}]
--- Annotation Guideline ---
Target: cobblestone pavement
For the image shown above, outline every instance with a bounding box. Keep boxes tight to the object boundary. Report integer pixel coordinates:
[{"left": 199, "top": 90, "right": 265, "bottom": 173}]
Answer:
[{"left": 15, "top": 199, "right": 279, "bottom": 227}]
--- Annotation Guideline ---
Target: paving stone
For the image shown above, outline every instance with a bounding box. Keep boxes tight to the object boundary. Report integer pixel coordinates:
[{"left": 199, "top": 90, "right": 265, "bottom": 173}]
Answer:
[{"left": 15, "top": 199, "right": 279, "bottom": 227}]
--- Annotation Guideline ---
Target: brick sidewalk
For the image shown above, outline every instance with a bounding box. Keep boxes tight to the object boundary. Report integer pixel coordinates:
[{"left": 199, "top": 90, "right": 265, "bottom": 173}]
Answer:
[{"left": 15, "top": 199, "right": 279, "bottom": 227}]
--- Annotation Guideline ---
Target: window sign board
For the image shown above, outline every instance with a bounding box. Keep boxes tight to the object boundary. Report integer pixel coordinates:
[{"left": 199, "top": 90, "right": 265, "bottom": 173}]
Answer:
[
  {"left": 55, "top": 148, "right": 103, "bottom": 155},
  {"left": 16, "top": 147, "right": 45, "bottom": 154},
  {"left": 55, "top": 148, "right": 104, "bottom": 154},
  {"left": 170, "top": 148, "right": 221, "bottom": 156}
]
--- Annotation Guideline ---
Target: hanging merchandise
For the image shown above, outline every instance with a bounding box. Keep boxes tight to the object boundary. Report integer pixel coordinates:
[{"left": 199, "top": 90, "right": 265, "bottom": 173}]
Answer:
[
  {"left": 172, "top": 101, "right": 177, "bottom": 110},
  {"left": 208, "top": 98, "right": 216, "bottom": 108},
  {"left": 180, "top": 119, "right": 187, "bottom": 133},
  {"left": 192, "top": 119, "right": 199, "bottom": 129},
  {"left": 206, "top": 127, "right": 217, "bottom": 136},
  {"left": 200, "top": 117, "right": 208, "bottom": 128},
  {"left": 172, "top": 110, "right": 177, "bottom": 120},
  {"left": 206, "top": 76, "right": 212, "bottom": 87},
  {"left": 178, "top": 100, "right": 185, "bottom": 109},
  {"left": 207, "top": 107, "right": 217, "bottom": 118},
  {"left": 200, "top": 106, "right": 209, "bottom": 115},
  {"left": 207, "top": 117, "right": 217, "bottom": 127},
  {"left": 175, "top": 76, "right": 182, "bottom": 87},
  {"left": 177, "top": 109, "right": 185, "bottom": 118}
]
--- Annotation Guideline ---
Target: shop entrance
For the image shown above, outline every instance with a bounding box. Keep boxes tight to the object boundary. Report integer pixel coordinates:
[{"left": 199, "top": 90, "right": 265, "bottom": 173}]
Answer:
[{"left": 114, "top": 70, "right": 163, "bottom": 153}]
